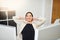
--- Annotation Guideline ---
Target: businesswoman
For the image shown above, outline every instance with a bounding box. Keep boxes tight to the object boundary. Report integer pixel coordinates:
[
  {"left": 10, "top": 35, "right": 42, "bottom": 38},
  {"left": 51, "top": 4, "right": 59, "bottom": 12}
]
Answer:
[{"left": 13, "top": 12, "right": 45, "bottom": 40}]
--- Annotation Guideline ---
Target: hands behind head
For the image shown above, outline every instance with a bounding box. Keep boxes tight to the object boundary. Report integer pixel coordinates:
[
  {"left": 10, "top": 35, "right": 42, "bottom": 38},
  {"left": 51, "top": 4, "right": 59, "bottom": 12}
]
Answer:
[
  {"left": 18, "top": 16, "right": 39, "bottom": 21},
  {"left": 18, "top": 16, "right": 25, "bottom": 20},
  {"left": 33, "top": 18, "right": 39, "bottom": 21}
]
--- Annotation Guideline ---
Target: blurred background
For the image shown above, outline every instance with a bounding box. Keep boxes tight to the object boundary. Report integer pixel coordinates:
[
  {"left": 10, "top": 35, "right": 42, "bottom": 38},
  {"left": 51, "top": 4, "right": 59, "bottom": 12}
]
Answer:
[{"left": 0, "top": 0, "right": 60, "bottom": 40}]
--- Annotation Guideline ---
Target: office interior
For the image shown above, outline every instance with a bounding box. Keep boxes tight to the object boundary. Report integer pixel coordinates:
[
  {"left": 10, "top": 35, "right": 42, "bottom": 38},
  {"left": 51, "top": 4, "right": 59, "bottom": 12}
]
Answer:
[{"left": 0, "top": 0, "right": 60, "bottom": 40}]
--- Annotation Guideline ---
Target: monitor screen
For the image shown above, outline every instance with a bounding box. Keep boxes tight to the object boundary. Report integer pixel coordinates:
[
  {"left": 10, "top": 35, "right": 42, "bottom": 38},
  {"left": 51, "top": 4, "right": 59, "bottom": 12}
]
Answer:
[{"left": 0, "top": 11, "right": 7, "bottom": 20}]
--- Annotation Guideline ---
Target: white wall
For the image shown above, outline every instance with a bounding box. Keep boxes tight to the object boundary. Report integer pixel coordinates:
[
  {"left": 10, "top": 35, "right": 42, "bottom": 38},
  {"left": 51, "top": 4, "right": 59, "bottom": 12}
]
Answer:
[
  {"left": 44, "top": 0, "right": 53, "bottom": 26},
  {"left": 16, "top": 0, "right": 44, "bottom": 17}
]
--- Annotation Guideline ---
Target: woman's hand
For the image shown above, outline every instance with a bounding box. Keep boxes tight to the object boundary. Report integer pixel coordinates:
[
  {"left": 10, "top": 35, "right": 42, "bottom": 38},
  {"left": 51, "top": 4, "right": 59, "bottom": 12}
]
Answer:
[
  {"left": 33, "top": 17, "right": 43, "bottom": 21},
  {"left": 18, "top": 16, "right": 25, "bottom": 20},
  {"left": 33, "top": 18, "right": 39, "bottom": 21}
]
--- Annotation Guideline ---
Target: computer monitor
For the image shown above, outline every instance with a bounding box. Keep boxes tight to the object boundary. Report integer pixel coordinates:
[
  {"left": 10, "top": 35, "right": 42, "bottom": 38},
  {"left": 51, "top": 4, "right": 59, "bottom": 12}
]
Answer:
[
  {"left": 38, "top": 24, "right": 60, "bottom": 40},
  {"left": 0, "top": 11, "right": 6, "bottom": 20},
  {"left": 0, "top": 24, "right": 16, "bottom": 40}
]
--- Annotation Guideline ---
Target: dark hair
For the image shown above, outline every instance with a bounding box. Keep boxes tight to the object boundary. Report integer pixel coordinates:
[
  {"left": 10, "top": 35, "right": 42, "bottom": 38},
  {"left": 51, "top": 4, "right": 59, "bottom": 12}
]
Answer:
[{"left": 25, "top": 12, "right": 33, "bottom": 17}]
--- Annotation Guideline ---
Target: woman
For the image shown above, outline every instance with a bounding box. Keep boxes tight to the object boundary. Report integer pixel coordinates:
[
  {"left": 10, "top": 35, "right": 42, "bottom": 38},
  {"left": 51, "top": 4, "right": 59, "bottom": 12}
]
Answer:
[{"left": 13, "top": 12, "right": 45, "bottom": 40}]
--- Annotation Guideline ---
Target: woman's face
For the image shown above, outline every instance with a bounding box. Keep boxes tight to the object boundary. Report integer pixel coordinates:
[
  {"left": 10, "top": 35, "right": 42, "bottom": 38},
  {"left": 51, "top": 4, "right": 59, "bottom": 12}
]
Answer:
[{"left": 25, "top": 13, "right": 33, "bottom": 22}]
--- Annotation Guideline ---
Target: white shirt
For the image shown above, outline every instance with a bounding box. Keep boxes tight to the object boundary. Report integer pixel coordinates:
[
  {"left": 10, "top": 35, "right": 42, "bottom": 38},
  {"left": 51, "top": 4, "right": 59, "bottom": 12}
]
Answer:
[{"left": 13, "top": 16, "right": 45, "bottom": 40}]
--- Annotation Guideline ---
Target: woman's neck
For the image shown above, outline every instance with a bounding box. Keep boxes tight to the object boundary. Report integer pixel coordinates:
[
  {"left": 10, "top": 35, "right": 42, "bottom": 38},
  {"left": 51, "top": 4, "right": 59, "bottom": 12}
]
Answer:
[
  {"left": 27, "top": 21, "right": 32, "bottom": 24},
  {"left": 24, "top": 20, "right": 33, "bottom": 24}
]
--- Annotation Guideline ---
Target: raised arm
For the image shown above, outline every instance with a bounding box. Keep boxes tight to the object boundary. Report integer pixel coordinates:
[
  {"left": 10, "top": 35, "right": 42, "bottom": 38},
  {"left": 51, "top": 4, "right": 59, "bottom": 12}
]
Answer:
[
  {"left": 13, "top": 16, "right": 26, "bottom": 37},
  {"left": 33, "top": 17, "right": 45, "bottom": 27},
  {"left": 13, "top": 16, "right": 25, "bottom": 24}
]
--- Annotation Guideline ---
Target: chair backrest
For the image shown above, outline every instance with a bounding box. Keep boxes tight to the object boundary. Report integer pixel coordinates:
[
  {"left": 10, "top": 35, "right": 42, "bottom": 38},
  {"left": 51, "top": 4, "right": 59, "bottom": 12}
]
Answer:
[{"left": 38, "top": 24, "right": 60, "bottom": 40}]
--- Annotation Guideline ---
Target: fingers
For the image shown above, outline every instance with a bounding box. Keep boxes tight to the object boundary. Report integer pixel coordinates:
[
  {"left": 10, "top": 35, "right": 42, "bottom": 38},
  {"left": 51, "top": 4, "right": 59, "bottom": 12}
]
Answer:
[
  {"left": 18, "top": 16, "right": 25, "bottom": 20},
  {"left": 33, "top": 18, "right": 38, "bottom": 21}
]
